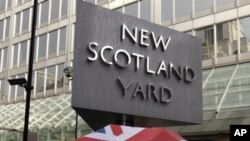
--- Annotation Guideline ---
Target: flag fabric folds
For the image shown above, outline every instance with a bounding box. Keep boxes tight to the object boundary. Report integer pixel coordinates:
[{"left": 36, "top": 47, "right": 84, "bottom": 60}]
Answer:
[{"left": 74, "top": 124, "right": 186, "bottom": 141}]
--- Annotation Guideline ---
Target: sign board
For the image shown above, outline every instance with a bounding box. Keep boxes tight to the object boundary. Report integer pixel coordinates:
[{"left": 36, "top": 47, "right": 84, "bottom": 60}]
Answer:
[{"left": 73, "top": 1, "right": 202, "bottom": 130}]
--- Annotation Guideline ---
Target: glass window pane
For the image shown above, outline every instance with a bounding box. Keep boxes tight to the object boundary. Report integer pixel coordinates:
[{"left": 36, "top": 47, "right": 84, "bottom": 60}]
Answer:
[
  {"left": 0, "top": 0, "right": 5, "bottom": 12},
  {"left": 217, "top": 20, "right": 238, "bottom": 58},
  {"left": 51, "top": 0, "right": 60, "bottom": 21},
  {"left": 36, "top": 69, "right": 45, "bottom": 93},
  {"left": 12, "top": 44, "right": 18, "bottom": 68},
  {"left": 20, "top": 41, "right": 28, "bottom": 65},
  {"left": 40, "top": 0, "right": 49, "bottom": 25},
  {"left": 2, "top": 48, "right": 7, "bottom": 69},
  {"left": 59, "top": 27, "right": 66, "bottom": 53},
  {"left": 10, "top": 76, "right": 16, "bottom": 98},
  {"left": 239, "top": 16, "right": 250, "bottom": 54},
  {"left": 5, "top": 17, "right": 10, "bottom": 39},
  {"left": 17, "top": 74, "right": 25, "bottom": 97},
  {"left": 15, "top": 13, "right": 21, "bottom": 35},
  {"left": 22, "top": 9, "right": 30, "bottom": 32},
  {"left": 175, "top": 0, "right": 192, "bottom": 18},
  {"left": 125, "top": 2, "right": 138, "bottom": 17},
  {"left": 61, "top": 0, "right": 68, "bottom": 18},
  {"left": 140, "top": 0, "right": 150, "bottom": 21},
  {"left": 7, "top": 0, "right": 11, "bottom": 9},
  {"left": 161, "top": 0, "right": 172, "bottom": 22},
  {"left": 17, "top": 0, "right": 22, "bottom": 6},
  {"left": 46, "top": 66, "right": 56, "bottom": 91},
  {"left": 217, "top": 0, "right": 235, "bottom": 6},
  {"left": 57, "top": 64, "right": 64, "bottom": 89},
  {"left": 38, "top": 34, "right": 47, "bottom": 59},
  {"left": 195, "top": 26, "right": 214, "bottom": 60},
  {"left": 48, "top": 30, "right": 58, "bottom": 56},
  {"left": 0, "top": 79, "right": 5, "bottom": 99},
  {"left": 195, "top": 0, "right": 213, "bottom": 13},
  {"left": 0, "top": 20, "right": 3, "bottom": 40}
]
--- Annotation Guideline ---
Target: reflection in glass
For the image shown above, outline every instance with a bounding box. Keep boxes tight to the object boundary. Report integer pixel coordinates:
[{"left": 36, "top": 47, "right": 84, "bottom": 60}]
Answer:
[
  {"left": 46, "top": 66, "right": 56, "bottom": 91},
  {"left": 57, "top": 64, "right": 64, "bottom": 89},
  {"left": 48, "top": 30, "right": 58, "bottom": 56},
  {"left": 195, "top": 26, "right": 214, "bottom": 60},
  {"left": 217, "top": 20, "right": 238, "bottom": 57},
  {"left": 36, "top": 69, "right": 45, "bottom": 93},
  {"left": 239, "top": 17, "right": 250, "bottom": 54},
  {"left": 203, "top": 65, "right": 235, "bottom": 109},
  {"left": 125, "top": 2, "right": 138, "bottom": 17},
  {"left": 161, "top": 0, "right": 172, "bottom": 22},
  {"left": 141, "top": 0, "right": 150, "bottom": 21},
  {"left": 38, "top": 34, "right": 47, "bottom": 59},
  {"left": 175, "top": 0, "right": 192, "bottom": 18},
  {"left": 220, "top": 63, "right": 250, "bottom": 109}
]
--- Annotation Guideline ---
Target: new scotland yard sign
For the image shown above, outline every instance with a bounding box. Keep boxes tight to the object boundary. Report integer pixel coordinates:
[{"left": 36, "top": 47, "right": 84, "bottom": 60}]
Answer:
[{"left": 72, "top": 1, "right": 202, "bottom": 130}]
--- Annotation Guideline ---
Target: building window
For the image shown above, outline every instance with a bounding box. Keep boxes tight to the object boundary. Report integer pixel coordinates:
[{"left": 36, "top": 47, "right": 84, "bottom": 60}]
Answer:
[
  {"left": 195, "top": 26, "right": 214, "bottom": 60},
  {"left": 0, "top": 78, "right": 5, "bottom": 99},
  {"left": 48, "top": 30, "right": 58, "bottom": 57},
  {"left": 9, "top": 76, "right": 17, "bottom": 99},
  {"left": 57, "top": 64, "right": 64, "bottom": 90},
  {"left": 46, "top": 66, "right": 56, "bottom": 92},
  {"left": 5, "top": 17, "right": 10, "bottom": 39},
  {"left": 0, "top": 17, "right": 9, "bottom": 41},
  {"left": 216, "top": 0, "right": 235, "bottom": 7},
  {"left": 59, "top": 27, "right": 66, "bottom": 54},
  {"left": 38, "top": 34, "right": 47, "bottom": 60},
  {"left": 217, "top": 20, "right": 238, "bottom": 58},
  {"left": 0, "top": 47, "right": 8, "bottom": 71},
  {"left": 0, "top": 19, "right": 3, "bottom": 41},
  {"left": 36, "top": 68, "right": 45, "bottom": 94},
  {"left": 15, "top": 12, "right": 21, "bottom": 36},
  {"left": 50, "top": 0, "right": 60, "bottom": 21},
  {"left": 19, "top": 40, "right": 28, "bottom": 66},
  {"left": 22, "top": 8, "right": 30, "bottom": 33},
  {"left": 40, "top": 0, "right": 49, "bottom": 25},
  {"left": 175, "top": 0, "right": 192, "bottom": 19},
  {"left": 124, "top": 2, "right": 138, "bottom": 17},
  {"left": 0, "top": 0, "right": 6, "bottom": 12},
  {"left": 140, "top": 0, "right": 151, "bottom": 21},
  {"left": 12, "top": 44, "right": 18, "bottom": 68},
  {"left": 16, "top": 73, "right": 25, "bottom": 98},
  {"left": 161, "top": 0, "right": 173, "bottom": 23},
  {"left": 61, "top": 0, "right": 68, "bottom": 18},
  {"left": 195, "top": 0, "right": 213, "bottom": 15},
  {"left": 239, "top": 16, "right": 250, "bottom": 54}
]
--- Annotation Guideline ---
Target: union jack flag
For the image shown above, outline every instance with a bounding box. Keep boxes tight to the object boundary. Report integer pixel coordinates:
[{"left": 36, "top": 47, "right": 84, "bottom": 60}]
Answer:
[{"left": 74, "top": 124, "right": 186, "bottom": 141}]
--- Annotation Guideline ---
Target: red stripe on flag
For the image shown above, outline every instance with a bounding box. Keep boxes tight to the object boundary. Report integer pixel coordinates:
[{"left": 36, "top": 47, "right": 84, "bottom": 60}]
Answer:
[{"left": 110, "top": 124, "right": 123, "bottom": 136}]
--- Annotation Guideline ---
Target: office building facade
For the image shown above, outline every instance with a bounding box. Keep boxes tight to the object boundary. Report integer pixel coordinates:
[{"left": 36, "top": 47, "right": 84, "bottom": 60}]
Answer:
[{"left": 0, "top": 0, "right": 250, "bottom": 140}]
